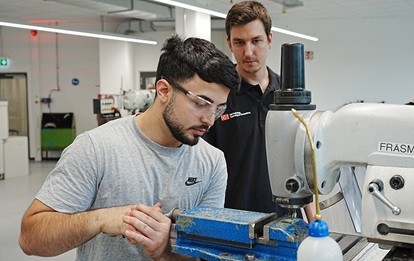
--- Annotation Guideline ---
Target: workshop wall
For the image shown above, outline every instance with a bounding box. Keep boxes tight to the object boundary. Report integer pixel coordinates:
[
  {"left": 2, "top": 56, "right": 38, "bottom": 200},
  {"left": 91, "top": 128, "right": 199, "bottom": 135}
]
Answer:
[
  {"left": 269, "top": 17, "right": 414, "bottom": 111},
  {"left": 133, "top": 30, "right": 231, "bottom": 93},
  {"left": 129, "top": 17, "right": 414, "bottom": 111},
  {"left": 1, "top": 17, "right": 413, "bottom": 160},
  {"left": 0, "top": 27, "right": 100, "bottom": 160}
]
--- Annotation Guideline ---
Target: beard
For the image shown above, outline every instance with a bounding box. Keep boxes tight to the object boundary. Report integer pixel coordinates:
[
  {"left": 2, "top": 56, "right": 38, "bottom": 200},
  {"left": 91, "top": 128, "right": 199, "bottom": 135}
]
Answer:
[{"left": 163, "top": 94, "right": 199, "bottom": 146}]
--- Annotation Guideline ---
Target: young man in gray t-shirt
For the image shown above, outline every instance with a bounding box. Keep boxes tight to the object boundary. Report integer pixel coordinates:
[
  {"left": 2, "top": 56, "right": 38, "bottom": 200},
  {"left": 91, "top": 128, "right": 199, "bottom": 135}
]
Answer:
[{"left": 19, "top": 35, "right": 240, "bottom": 261}]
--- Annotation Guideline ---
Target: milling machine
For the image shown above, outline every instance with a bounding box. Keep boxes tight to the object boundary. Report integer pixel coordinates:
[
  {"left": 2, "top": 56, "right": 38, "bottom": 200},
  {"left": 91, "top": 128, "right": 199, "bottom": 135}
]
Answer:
[{"left": 170, "top": 43, "right": 414, "bottom": 260}]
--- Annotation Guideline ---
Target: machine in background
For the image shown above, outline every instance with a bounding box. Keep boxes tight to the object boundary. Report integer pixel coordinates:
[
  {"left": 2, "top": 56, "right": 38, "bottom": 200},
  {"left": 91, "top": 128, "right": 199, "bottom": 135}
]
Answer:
[
  {"left": 122, "top": 89, "right": 155, "bottom": 113},
  {"left": 92, "top": 89, "right": 155, "bottom": 125},
  {"left": 171, "top": 43, "right": 414, "bottom": 260}
]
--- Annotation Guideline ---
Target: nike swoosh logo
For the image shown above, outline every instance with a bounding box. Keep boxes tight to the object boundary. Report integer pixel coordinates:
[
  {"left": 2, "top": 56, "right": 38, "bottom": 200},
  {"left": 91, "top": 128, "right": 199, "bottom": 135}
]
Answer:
[
  {"left": 185, "top": 180, "right": 201, "bottom": 186},
  {"left": 185, "top": 177, "right": 202, "bottom": 186}
]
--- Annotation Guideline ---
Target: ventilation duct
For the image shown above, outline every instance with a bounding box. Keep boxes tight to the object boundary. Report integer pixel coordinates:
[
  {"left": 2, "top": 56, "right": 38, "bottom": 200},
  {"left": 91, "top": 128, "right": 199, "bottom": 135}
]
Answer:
[
  {"left": 47, "top": 0, "right": 173, "bottom": 20},
  {"left": 115, "top": 18, "right": 225, "bottom": 35},
  {"left": 270, "top": 0, "right": 304, "bottom": 9}
]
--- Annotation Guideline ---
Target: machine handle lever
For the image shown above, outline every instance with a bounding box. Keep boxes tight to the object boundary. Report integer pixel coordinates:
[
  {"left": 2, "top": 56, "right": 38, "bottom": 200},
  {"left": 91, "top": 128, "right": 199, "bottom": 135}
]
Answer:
[{"left": 368, "top": 182, "right": 401, "bottom": 215}]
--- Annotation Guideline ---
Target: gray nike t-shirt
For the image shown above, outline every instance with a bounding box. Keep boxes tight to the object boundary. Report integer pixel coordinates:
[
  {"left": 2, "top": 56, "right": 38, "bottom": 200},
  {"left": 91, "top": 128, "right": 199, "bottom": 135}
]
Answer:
[{"left": 36, "top": 115, "right": 227, "bottom": 260}]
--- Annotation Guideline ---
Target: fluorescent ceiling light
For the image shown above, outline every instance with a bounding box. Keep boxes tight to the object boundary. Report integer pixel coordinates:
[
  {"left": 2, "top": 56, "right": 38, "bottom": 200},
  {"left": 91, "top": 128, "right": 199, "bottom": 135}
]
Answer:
[
  {"left": 151, "top": 0, "right": 227, "bottom": 18},
  {"left": 151, "top": 0, "right": 318, "bottom": 42},
  {"left": 0, "top": 21, "right": 157, "bottom": 45},
  {"left": 272, "top": 27, "right": 318, "bottom": 42}
]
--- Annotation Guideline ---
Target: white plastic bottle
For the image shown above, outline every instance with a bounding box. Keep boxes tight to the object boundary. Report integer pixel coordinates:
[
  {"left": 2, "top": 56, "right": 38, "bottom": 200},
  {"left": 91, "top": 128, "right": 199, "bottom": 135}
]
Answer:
[{"left": 297, "top": 219, "right": 343, "bottom": 261}]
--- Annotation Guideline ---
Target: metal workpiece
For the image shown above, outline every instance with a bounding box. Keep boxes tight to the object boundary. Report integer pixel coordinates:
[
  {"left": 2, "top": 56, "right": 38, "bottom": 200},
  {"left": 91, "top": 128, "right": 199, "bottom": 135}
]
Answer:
[
  {"left": 174, "top": 206, "right": 277, "bottom": 247},
  {"left": 172, "top": 206, "right": 308, "bottom": 261},
  {"left": 262, "top": 216, "right": 308, "bottom": 243}
]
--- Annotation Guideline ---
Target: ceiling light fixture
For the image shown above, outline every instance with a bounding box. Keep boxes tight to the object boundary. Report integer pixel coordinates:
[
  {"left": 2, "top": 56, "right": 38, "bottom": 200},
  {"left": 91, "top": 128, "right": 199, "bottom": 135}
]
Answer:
[
  {"left": 271, "top": 27, "right": 318, "bottom": 42},
  {"left": 0, "top": 21, "right": 157, "bottom": 45},
  {"left": 151, "top": 0, "right": 318, "bottom": 42},
  {"left": 151, "top": 0, "right": 227, "bottom": 18}
]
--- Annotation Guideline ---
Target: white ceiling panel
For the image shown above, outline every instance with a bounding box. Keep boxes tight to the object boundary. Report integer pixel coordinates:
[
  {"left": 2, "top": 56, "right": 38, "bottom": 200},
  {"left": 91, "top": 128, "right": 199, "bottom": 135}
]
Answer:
[{"left": 0, "top": 0, "right": 413, "bottom": 35}]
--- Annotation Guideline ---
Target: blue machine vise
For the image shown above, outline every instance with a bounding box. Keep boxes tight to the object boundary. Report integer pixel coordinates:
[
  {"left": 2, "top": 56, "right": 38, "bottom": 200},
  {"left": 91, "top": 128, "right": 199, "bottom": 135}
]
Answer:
[{"left": 172, "top": 206, "right": 308, "bottom": 260}]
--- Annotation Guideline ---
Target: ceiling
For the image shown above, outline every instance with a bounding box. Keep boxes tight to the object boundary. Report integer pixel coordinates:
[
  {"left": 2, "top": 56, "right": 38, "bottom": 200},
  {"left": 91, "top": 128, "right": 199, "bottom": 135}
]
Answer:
[{"left": 0, "top": 0, "right": 414, "bottom": 36}]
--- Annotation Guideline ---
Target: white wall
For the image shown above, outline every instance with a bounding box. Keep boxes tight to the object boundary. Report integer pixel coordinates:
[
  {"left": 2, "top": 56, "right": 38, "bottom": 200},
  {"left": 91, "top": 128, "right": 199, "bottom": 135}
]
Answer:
[
  {"left": 131, "top": 30, "right": 231, "bottom": 90},
  {"left": 0, "top": 27, "right": 99, "bottom": 160},
  {"left": 1, "top": 17, "right": 413, "bottom": 159},
  {"left": 269, "top": 17, "right": 414, "bottom": 110},
  {"left": 130, "top": 17, "right": 414, "bottom": 111},
  {"left": 134, "top": 31, "right": 172, "bottom": 88},
  {"left": 99, "top": 40, "right": 135, "bottom": 93},
  {"left": 46, "top": 34, "right": 100, "bottom": 133}
]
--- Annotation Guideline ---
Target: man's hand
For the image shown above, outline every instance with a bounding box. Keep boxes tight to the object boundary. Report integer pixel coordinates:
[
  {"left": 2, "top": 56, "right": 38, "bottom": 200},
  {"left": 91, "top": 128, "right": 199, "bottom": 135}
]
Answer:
[
  {"left": 123, "top": 203, "right": 173, "bottom": 260},
  {"left": 97, "top": 205, "right": 137, "bottom": 237}
]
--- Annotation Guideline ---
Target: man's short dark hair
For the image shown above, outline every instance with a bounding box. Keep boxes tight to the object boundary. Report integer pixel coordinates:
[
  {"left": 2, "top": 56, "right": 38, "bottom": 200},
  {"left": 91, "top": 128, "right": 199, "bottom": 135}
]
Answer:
[
  {"left": 156, "top": 35, "right": 240, "bottom": 92},
  {"left": 225, "top": 1, "right": 272, "bottom": 38}
]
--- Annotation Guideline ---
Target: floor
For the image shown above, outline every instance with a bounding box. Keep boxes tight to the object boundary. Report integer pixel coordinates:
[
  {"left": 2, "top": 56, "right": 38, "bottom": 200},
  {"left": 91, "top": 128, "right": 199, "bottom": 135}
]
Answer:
[{"left": 0, "top": 160, "right": 76, "bottom": 260}]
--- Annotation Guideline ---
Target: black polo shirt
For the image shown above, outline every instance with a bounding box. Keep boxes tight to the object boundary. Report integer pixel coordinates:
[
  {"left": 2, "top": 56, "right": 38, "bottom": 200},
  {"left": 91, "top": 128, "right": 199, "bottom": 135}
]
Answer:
[{"left": 203, "top": 67, "right": 292, "bottom": 216}]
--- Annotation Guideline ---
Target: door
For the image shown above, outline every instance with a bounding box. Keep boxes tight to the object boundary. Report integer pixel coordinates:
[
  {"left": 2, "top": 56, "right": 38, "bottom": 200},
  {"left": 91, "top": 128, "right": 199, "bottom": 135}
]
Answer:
[{"left": 0, "top": 73, "right": 28, "bottom": 137}]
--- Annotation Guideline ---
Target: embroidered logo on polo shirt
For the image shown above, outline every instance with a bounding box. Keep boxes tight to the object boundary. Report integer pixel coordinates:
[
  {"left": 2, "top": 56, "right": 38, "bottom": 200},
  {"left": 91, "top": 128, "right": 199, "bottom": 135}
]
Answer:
[
  {"left": 220, "top": 111, "right": 251, "bottom": 122},
  {"left": 185, "top": 177, "right": 202, "bottom": 186}
]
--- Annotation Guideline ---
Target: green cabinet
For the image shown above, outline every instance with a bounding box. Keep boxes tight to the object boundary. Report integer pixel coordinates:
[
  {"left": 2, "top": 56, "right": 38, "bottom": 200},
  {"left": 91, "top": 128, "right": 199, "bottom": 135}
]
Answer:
[
  {"left": 41, "top": 113, "right": 76, "bottom": 156},
  {"left": 41, "top": 128, "right": 75, "bottom": 151}
]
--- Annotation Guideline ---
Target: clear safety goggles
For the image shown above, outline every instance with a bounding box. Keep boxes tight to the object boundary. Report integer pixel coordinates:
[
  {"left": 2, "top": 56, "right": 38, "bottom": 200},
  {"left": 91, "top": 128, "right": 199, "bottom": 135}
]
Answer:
[{"left": 162, "top": 76, "right": 227, "bottom": 120}]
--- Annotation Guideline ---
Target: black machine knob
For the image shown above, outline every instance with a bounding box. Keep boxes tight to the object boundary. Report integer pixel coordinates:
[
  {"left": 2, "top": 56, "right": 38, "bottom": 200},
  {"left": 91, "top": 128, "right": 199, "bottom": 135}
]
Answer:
[{"left": 271, "top": 43, "right": 315, "bottom": 111}]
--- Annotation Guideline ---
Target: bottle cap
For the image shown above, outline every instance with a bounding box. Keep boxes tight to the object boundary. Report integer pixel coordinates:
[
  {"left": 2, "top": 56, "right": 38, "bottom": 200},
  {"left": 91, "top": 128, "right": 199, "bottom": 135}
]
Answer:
[{"left": 308, "top": 220, "right": 329, "bottom": 237}]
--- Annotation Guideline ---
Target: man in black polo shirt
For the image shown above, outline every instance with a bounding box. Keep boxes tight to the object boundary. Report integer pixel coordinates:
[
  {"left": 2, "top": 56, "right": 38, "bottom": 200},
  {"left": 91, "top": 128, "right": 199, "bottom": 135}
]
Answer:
[{"left": 203, "top": 1, "right": 290, "bottom": 217}]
